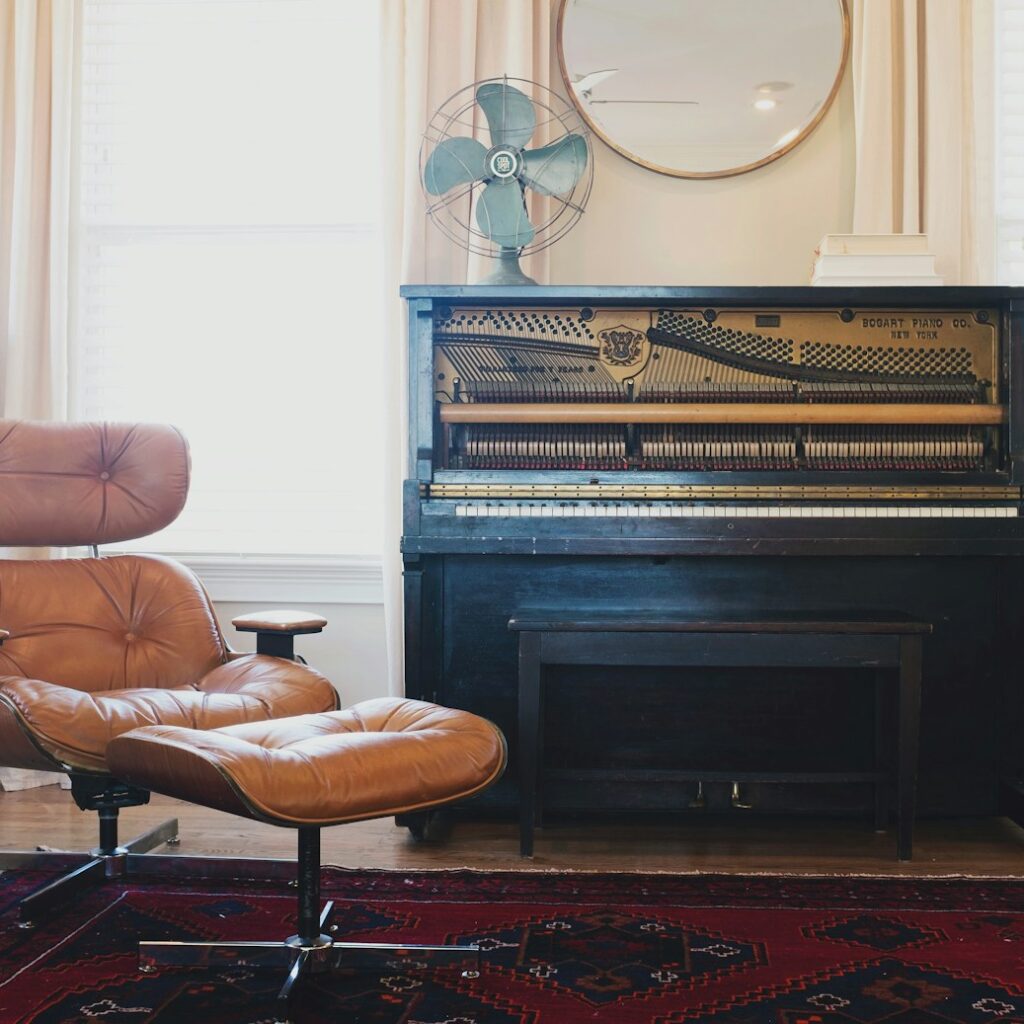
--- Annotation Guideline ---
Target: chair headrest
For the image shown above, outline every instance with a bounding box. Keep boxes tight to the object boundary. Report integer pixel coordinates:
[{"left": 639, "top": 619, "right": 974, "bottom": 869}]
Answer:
[{"left": 0, "top": 420, "right": 190, "bottom": 547}]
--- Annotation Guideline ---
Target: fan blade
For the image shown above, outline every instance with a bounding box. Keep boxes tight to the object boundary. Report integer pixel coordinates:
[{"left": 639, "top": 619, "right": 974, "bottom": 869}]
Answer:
[
  {"left": 423, "top": 137, "right": 487, "bottom": 195},
  {"left": 476, "top": 82, "right": 536, "bottom": 149},
  {"left": 476, "top": 180, "right": 535, "bottom": 249},
  {"left": 521, "top": 134, "right": 588, "bottom": 197}
]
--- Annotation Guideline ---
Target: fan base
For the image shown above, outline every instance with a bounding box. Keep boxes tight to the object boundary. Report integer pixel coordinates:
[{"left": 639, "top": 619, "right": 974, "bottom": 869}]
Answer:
[{"left": 479, "top": 248, "right": 536, "bottom": 287}]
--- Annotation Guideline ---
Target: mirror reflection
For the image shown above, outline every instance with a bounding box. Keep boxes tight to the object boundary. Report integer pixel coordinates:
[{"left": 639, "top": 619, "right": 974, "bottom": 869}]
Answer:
[{"left": 558, "top": 0, "right": 849, "bottom": 178}]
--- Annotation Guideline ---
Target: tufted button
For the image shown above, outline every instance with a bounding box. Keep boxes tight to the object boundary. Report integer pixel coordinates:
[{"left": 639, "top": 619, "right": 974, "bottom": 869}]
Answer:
[
  {"left": 99, "top": 471, "right": 110, "bottom": 481},
  {"left": 125, "top": 633, "right": 136, "bottom": 643}
]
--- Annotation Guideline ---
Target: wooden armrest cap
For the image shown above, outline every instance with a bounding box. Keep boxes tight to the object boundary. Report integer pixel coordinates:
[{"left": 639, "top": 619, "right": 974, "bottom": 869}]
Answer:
[{"left": 232, "top": 610, "right": 328, "bottom": 634}]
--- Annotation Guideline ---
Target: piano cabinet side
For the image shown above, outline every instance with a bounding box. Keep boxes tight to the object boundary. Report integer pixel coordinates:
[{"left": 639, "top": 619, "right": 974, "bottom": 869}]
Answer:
[
  {"left": 1006, "top": 299, "right": 1024, "bottom": 486},
  {"left": 407, "top": 297, "right": 436, "bottom": 484}
]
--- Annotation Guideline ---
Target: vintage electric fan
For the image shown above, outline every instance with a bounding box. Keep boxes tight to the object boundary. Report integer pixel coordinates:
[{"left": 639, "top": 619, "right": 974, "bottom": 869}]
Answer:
[{"left": 421, "top": 77, "right": 592, "bottom": 285}]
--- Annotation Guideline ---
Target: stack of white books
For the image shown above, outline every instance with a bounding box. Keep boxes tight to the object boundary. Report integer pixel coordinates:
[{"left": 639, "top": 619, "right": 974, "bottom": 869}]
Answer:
[{"left": 810, "top": 234, "right": 943, "bottom": 286}]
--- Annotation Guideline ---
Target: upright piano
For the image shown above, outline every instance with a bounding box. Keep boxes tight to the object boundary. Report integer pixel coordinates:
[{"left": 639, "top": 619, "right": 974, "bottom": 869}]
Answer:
[{"left": 401, "top": 285, "right": 1024, "bottom": 821}]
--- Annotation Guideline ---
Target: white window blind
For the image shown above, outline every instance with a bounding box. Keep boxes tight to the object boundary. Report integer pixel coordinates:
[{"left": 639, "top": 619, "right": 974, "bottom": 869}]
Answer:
[
  {"left": 997, "top": 0, "right": 1024, "bottom": 282},
  {"left": 77, "top": 0, "right": 383, "bottom": 556}
]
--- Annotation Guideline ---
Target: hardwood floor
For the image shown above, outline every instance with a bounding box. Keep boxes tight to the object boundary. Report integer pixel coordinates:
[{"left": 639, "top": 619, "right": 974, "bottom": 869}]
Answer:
[{"left": 3, "top": 786, "right": 1024, "bottom": 876}]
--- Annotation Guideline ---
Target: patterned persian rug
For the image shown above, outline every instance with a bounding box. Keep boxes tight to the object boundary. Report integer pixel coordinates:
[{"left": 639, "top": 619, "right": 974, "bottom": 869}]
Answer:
[{"left": 0, "top": 868, "right": 1022, "bottom": 1022}]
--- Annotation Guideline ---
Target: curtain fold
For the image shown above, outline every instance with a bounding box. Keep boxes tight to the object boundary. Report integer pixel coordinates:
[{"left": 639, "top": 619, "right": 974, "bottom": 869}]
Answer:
[
  {"left": 0, "top": 0, "right": 81, "bottom": 421},
  {"left": 851, "top": 0, "right": 993, "bottom": 283},
  {"left": 379, "top": 0, "right": 552, "bottom": 695},
  {"left": 0, "top": 0, "right": 82, "bottom": 790}
]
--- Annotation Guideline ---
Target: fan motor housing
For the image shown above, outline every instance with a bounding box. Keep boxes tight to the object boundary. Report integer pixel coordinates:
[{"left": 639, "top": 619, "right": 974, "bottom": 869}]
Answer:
[{"left": 487, "top": 147, "right": 521, "bottom": 180}]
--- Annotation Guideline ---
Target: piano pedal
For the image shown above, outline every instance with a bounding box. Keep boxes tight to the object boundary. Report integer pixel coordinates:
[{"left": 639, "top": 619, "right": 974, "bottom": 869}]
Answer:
[
  {"left": 730, "top": 781, "right": 753, "bottom": 810},
  {"left": 688, "top": 781, "right": 706, "bottom": 810}
]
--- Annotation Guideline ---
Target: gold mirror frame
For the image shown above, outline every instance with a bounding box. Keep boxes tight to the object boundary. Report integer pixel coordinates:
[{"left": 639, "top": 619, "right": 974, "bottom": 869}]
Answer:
[{"left": 555, "top": 0, "right": 850, "bottom": 180}]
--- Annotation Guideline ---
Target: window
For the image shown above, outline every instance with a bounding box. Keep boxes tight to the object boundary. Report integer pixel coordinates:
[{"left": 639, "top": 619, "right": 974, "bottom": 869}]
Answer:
[
  {"left": 77, "top": 0, "right": 383, "bottom": 557},
  {"left": 997, "top": 0, "right": 1024, "bottom": 282}
]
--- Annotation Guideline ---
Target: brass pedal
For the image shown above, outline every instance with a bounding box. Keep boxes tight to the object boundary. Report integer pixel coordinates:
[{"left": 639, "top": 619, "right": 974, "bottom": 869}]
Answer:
[
  {"left": 688, "top": 781, "right": 706, "bottom": 810},
  {"left": 730, "top": 781, "right": 753, "bottom": 810}
]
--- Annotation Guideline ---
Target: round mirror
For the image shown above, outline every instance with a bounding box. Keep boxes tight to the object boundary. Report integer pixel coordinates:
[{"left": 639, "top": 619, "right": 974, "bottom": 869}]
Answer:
[{"left": 557, "top": 0, "right": 849, "bottom": 179}]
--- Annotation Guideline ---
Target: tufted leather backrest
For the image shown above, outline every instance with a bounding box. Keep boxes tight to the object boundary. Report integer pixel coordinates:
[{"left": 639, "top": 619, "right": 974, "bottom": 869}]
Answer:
[
  {"left": 0, "top": 555, "right": 227, "bottom": 692},
  {"left": 0, "top": 420, "right": 190, "bottom": 547}
]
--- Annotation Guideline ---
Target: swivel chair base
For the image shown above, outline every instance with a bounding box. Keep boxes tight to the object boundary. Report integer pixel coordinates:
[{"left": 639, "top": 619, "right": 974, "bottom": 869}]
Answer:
[
  {"left": 136, "top": 826, "right": 480, "bottom": 1001},
  {"left": 0, "top": 774, "right": 178, "bottom": 927}
]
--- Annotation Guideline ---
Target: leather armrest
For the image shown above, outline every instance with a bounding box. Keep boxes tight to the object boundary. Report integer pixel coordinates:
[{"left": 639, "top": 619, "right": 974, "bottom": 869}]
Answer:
[
  {"left": 232, "top": 610, "right": 327, "bottom": 661},
  {"left": 232, "top": 610, "right": 327, "bottom": 636}
]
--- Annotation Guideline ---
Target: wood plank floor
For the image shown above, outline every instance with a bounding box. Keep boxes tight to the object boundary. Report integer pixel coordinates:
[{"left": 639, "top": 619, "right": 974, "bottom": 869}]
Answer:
[{"left": 3, "top": 786, "right": 1024, "bottom": 876}]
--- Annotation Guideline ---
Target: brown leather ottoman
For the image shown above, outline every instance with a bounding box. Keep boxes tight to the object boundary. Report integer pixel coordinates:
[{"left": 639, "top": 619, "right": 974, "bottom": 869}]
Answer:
[{"left": 106, "top": 697, "right": 506, "bottom": 1001}]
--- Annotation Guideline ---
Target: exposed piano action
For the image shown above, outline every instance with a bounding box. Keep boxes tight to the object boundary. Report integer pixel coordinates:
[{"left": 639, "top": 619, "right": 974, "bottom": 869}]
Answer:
[{"left": 432, "top": 304, "right": 1007, "bottom": 480}]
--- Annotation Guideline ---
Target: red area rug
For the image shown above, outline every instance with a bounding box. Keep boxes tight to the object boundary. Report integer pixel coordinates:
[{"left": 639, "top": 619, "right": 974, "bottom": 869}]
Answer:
[{"left": 0, "top": 868, "right": 1022, "bottom": 1022}]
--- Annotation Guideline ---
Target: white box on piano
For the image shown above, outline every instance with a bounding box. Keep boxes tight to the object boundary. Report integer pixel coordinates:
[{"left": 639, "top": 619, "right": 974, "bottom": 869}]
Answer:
[
  {"left": 817, "top": 233, "right": 931, "bottom": 256},
  {"left": 811, "top": 233, "right": 943, "bottom": 286},
  {"left": 813, "top": 253, "right": 938, "bottom": 277},
  {"left": 810, "top": 274, "right": 943, "bottom": 287}
]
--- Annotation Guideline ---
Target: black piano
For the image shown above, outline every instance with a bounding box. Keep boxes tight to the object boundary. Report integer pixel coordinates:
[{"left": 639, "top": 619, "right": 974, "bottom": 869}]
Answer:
[{"left": 400, "top": 285, "right": 1024, "bottom": 822}]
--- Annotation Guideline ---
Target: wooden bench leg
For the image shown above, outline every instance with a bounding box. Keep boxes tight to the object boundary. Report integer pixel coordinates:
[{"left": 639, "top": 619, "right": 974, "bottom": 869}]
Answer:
[
  {"left": 519, "top": 632, "right": 541, "bottom": 858},
  {"left": 874, "top": 670, "right": 889, "bottom": 832},
  {"left": 897, "top": 635, "right": 923, "bottom": 861}
]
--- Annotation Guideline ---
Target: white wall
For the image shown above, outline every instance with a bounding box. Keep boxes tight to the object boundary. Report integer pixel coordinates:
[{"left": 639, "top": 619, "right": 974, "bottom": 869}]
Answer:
[{"left": 549, "top": 71, "right": 855, "bottom": 285}]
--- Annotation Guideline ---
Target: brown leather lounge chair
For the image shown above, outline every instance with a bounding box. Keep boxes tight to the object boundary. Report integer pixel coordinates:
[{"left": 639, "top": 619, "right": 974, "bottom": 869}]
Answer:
[{"left": 0, "top": 420, "right": 339, "bottom": 926}]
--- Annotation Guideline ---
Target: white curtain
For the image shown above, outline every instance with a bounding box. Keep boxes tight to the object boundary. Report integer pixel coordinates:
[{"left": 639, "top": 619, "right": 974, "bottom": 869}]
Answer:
[
  {"left": 852, "top": 0, "right": 994, "bottom": 283},
  {"left": 0, "top": 0, "right": 81, "bottom": 421},
  {"left": 379, "top": 0, "right": 552, "bottom": 695},
  {"left": 0, "top": 0, "right": 82, "bottom": 790}
]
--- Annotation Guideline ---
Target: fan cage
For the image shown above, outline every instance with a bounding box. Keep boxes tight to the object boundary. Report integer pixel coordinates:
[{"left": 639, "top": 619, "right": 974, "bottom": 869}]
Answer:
[{"left": 420, "top": 76, "right": 594, "bottom": 259}]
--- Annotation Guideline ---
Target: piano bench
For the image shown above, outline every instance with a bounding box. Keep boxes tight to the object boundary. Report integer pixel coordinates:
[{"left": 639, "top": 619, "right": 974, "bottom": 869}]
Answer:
[{"left": 508, "top": 612, "right": 931, "bottom": 862}]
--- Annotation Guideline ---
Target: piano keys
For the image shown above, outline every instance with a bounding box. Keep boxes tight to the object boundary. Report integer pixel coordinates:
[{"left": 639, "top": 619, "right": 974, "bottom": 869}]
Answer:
[{"left": 451, "top": 504, "right": 1018, "bottom": 518}]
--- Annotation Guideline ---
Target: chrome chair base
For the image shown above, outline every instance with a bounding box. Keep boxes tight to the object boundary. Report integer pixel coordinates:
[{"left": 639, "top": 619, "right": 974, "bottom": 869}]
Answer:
[
  {"left": 132, "top": 826, "right": 481, "bottom": 1001},
  {"left": 0, "top": 817, "right": 179, "bottom": 926},
  {"left": 140, "top": 900, "right": 480, "bottom": 1001}
]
